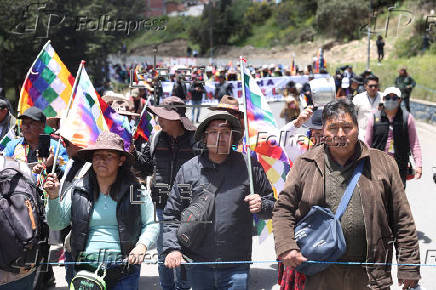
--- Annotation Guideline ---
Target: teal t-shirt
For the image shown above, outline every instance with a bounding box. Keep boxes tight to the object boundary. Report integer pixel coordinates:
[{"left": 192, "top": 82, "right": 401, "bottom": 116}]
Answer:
[{"left": 83, "top": 193, "right": 121, "bottom": 262}]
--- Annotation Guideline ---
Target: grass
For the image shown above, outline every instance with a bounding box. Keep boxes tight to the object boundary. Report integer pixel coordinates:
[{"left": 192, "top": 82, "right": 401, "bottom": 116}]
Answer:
[
  {"left": 126, "top": 16, "right": 192, "bottom": 50},
  {"left": 328, "top": 53, "right": 436, "bottom": 102}
]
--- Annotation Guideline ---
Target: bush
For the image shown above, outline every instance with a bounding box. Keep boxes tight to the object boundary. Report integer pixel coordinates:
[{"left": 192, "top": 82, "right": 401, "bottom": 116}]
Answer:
[
  {"left": 316, "top": 0, "right": 370, "bottom": 41},
  {"left": 244, "top": 3, "right": 272, "bottom": 25}
]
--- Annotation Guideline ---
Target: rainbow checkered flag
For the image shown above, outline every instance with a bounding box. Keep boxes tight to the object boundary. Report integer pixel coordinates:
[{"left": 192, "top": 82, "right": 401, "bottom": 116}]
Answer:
[
  {"left": 59, "top": 67, "right": 108, "bottom": 147},
  {"left": 134, "top": 106, "right": 158, "bottom": 142},
  {"left": 242, "top": 58, "right": 290, "bottom": 243},
  {"left": 18, "top": 41, "right": 74, "bottom": 118}
]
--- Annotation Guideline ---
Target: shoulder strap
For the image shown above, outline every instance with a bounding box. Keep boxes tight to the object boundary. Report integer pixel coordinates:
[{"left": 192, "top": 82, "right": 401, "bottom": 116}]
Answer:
[
  {"left": 335, "top": 159, "right": 365, "bottom": 220},
  {"left": 150, "top": 130, "right": 162, "bottom": 157}
]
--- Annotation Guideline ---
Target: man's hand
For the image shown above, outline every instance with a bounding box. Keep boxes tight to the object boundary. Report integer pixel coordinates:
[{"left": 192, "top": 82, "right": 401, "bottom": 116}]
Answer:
[
  {"left": 43, "top": 173, "right": 60, "bottom": 200},
  {"left": 398, "top": 279, "right": 419, "bottom": 290},
  {"left": 128, "top": 243, "right": 147, "bottom": 264},
  {"left": 415, "top": 167, "right": 422, "bottom": 179},
  {"left": 244, "top": 194, "right": 262, "bottom": 213},
  {"left": 280, "top": 249, "right": 307, "bottom": 269},
  {"left": 164, "top": 251, "right": 185, "bottom": 269},
  {"left": 44, "top": 148, "right": 55, "bottom": 168},
  {"left": 32, "top": 163, "right": 46, "bottom": 174},
  {"left": 294, "top": 107, "right": 313, "bottom": 128}
]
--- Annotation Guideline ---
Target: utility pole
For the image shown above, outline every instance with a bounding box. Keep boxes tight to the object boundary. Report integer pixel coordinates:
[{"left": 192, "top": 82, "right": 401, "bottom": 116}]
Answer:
[
  {"left": 367, "top": 0, "right": 372, "bottom": 70},
  {"left": 209, "top": 0, "right": 214, "bottom": 64}
]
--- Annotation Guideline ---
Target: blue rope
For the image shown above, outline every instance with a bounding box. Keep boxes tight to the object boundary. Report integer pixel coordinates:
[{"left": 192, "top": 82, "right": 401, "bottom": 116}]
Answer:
[{"left": 38, "top": 260, "right": 436, "bottom": 267}]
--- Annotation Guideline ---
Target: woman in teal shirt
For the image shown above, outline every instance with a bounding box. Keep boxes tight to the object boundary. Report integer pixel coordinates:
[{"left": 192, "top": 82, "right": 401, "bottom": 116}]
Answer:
[{"left": 44, "top": 132, "right": 159, "bottom": 289}]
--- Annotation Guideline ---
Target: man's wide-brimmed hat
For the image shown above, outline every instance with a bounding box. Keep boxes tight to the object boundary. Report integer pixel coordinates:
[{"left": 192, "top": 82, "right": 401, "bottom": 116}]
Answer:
[
  {"left": 209, "top": 95, "right": 241, "bottom": 112},
  {"left": 194, "top": 110, "right": 242, "bottom": 144},
  {"left": 77, "top": 131, "right": 133, "bottom": 163},
  {"left": 147, "top": 96, "right": 196, "bottom": 131}
]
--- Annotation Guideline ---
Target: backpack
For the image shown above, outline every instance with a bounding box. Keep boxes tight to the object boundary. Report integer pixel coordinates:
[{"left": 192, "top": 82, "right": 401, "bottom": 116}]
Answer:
[
  {"left": 176, "top": 188, "right": 215, "bottom": 250},
  {"left": 0, "top": 157, "right": 47, "bottom": 273}
]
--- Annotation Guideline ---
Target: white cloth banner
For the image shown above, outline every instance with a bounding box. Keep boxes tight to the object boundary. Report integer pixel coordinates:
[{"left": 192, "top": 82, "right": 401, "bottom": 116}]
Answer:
[{"left": 160, "top": 75, "right": 330, "bottom": 102}]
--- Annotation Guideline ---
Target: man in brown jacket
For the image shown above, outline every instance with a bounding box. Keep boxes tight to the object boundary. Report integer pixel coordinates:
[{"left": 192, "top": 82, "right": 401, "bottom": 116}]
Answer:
[{"left": 272, "top": 99, "right": 420, "bottom": 290}]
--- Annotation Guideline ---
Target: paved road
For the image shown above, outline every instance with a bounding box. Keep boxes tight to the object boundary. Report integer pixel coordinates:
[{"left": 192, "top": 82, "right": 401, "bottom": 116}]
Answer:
[{"left": 50, "top": 102, "right": 436, "bottom": 289}]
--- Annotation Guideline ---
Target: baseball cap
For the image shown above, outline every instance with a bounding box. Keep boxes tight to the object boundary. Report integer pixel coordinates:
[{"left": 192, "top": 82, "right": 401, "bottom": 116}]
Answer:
[
  {"left": 382, "top": 87, "right": 402, "bottom": 98},
  {"left": 18, "top": 107, "right": 46, "bottom": 123}
]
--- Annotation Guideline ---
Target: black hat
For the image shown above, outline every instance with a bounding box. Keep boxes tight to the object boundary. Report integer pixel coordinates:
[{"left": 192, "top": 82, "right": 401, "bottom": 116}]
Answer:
[
  {"left": 195, "top": 111, "right": 242, "bottom": 144},
  {"left": 303, "top": 108, "right": 323, "bottom": 130},
  {"left": 18, "top": 107, "right": 46, "bottom": 123},
  {"left": 351, "top": 76, "right": 364, "bottom": 85}
]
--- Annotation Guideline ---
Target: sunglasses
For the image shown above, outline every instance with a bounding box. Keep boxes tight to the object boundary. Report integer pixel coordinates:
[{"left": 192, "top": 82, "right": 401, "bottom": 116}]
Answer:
[
  {"left": 384, "top": 95, "right": 400, "bottom": 101},
  {"left": 368, "top": 84, "right": 379, "bottom": 88}
]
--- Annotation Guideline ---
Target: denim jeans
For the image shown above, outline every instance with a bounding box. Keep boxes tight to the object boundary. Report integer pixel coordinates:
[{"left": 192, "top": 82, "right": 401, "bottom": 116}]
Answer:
[
  {"left": 157, "top": 208, "right": 191, "bottom": 290},
  {"left": 111, "top": 265, "right": 140, "bottom": 290},
  {"left": 65, "top": 251, "right": 74, "bottom": 286},
  {"left": 188, "top": 264, "right": 250, "bottom": 290},
  {"left": 191, "top": 100, "right": 202, "bottom": 123},
  {"left": 0, "top": 271, "right": 36, "bottom": 290}
]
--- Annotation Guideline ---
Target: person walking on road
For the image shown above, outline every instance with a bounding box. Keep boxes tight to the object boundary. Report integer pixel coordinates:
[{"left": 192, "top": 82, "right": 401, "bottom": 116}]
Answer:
[
  {"left": 395, "top": 68, "right": 416, "bottom": 112},
  {"left": 376, "top": 35, "right": 385, "bottom": 63},
  {"left": 352, "top": 75, "right": 382, "bottom": 141},
  {"left": 365, "top": 87, "right": 422, "bottom": 187},
  {"left": 273, "top": 99, "right": 421, "bottom": 290}
]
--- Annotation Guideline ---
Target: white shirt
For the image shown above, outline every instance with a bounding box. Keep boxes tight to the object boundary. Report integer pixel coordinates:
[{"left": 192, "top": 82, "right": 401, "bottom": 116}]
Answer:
[{"left": 352, "top": 91, "right": 382, "bottom": 140}]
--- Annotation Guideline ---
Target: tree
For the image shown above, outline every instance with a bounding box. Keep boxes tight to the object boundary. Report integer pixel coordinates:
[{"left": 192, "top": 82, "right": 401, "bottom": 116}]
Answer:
[
  {"left": 316, "top": 0, "right": 370, "bottom": 41},
  {"left": 0, "top": 0, "right": 145, "bottom": 109}
]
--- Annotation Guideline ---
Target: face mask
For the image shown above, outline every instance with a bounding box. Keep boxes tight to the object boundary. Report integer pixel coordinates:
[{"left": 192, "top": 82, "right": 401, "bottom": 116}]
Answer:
[{"left": 383, "top": 100, "right": 399, "bottom": 111}]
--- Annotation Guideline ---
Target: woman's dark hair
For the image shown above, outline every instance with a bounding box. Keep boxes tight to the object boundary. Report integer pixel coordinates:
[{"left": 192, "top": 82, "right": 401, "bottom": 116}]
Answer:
[
  {"left": 322, "top": 99, "right": 358, "bottom": 126},
  {"left": 364, "top": 75, "right": 379, "bottom": 85},
  {"left": 89, "top": 155, "right": 139, "bottom": 202}
]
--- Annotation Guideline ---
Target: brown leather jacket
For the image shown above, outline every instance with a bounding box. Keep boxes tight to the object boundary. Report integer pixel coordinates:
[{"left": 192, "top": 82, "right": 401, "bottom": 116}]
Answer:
[{"left": 272, "top": 141, "right": 420, "bottom": 289}]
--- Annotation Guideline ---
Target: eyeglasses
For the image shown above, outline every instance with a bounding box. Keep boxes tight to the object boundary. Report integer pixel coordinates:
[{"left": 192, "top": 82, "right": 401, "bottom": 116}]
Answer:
[
  {"left": 368, "top": 84, "right": 379, "bottom": 89},
  {"left": 384, "top": 94, "right": 399, "bottom": 101}
]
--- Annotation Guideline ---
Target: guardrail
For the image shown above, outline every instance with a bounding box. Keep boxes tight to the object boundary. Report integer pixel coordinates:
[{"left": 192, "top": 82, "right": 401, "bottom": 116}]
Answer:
[{"left": 411, "top": 98, "right": 436, "bottom": 123}]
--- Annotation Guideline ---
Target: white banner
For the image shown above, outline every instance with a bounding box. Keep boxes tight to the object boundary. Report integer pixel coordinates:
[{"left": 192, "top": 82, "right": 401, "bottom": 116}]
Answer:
[{"left": 160, "top": 75, "right": 330, "bottom": 102}]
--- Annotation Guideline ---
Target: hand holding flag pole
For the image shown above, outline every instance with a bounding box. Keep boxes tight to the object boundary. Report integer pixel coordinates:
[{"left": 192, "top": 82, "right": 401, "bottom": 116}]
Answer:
[{"left": 51, "top": 60, "right": 86, "bottom": 174}]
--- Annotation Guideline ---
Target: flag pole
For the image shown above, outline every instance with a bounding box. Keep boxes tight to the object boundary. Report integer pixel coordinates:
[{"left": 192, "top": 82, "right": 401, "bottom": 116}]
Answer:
[
  {"left": 17, "top": 40, "right": 53, "bottom": 136},
  {"left": 239, "top": 56, "right": 255, "bottom": 196},
  {"left": 51, "top": 60, "right": 86, "bottom": 174}
]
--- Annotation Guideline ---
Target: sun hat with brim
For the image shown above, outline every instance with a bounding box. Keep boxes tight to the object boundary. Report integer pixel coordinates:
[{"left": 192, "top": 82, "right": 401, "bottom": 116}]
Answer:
[
  {"left": 209, "top": 95, "right": 241, "bottom": 112},
  {"left": 77, "top": 131, "right": 134, "bottom": 163},
  {"left": 382, "top": 87, "right": 402, "bottom": 98},
  {"left": 147, "top": 96, "right": 196, "bottom": 131},
  {"left": 302, "top": 108, "right": 324, "bottom": 130},
  {"left": 194, "top": 110, "right": 242, "bottom": 144}
]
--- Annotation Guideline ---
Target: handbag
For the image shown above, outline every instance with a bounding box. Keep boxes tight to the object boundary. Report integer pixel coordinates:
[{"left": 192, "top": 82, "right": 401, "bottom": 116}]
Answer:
[
  {"left": 70, "top": 263, "right": 107, "bottom": 290},
  {"left": 294, "top": 160, "right": 365, "bottom": 276}
]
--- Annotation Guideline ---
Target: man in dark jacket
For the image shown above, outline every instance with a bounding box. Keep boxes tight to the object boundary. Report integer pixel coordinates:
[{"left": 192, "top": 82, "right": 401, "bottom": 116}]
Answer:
[
  {"left": 163, "top": 110, "right": 275, "bottom": 290},
  {"left": 172, "top": 76, "right": 187, "bottom": 101},
  {"left": 272, "top": 100, "right": 420, "bottom": 289},
  {"left": 394, "top": 68, "right": 416, "bottom": 112},
  {"left": 214, "top": 75, "right": 232, "bottom": 101},
  {"left": 189, "top": 78, "right": 205, "bottom": 123},
  {"left": 134, "top": 96, "right": 196, "bottom": 290}
]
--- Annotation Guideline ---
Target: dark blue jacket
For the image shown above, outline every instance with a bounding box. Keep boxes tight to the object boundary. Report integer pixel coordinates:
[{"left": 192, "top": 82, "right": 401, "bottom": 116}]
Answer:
[{"left": 163, "top": 151, "right": 275, "bottom": 263}]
